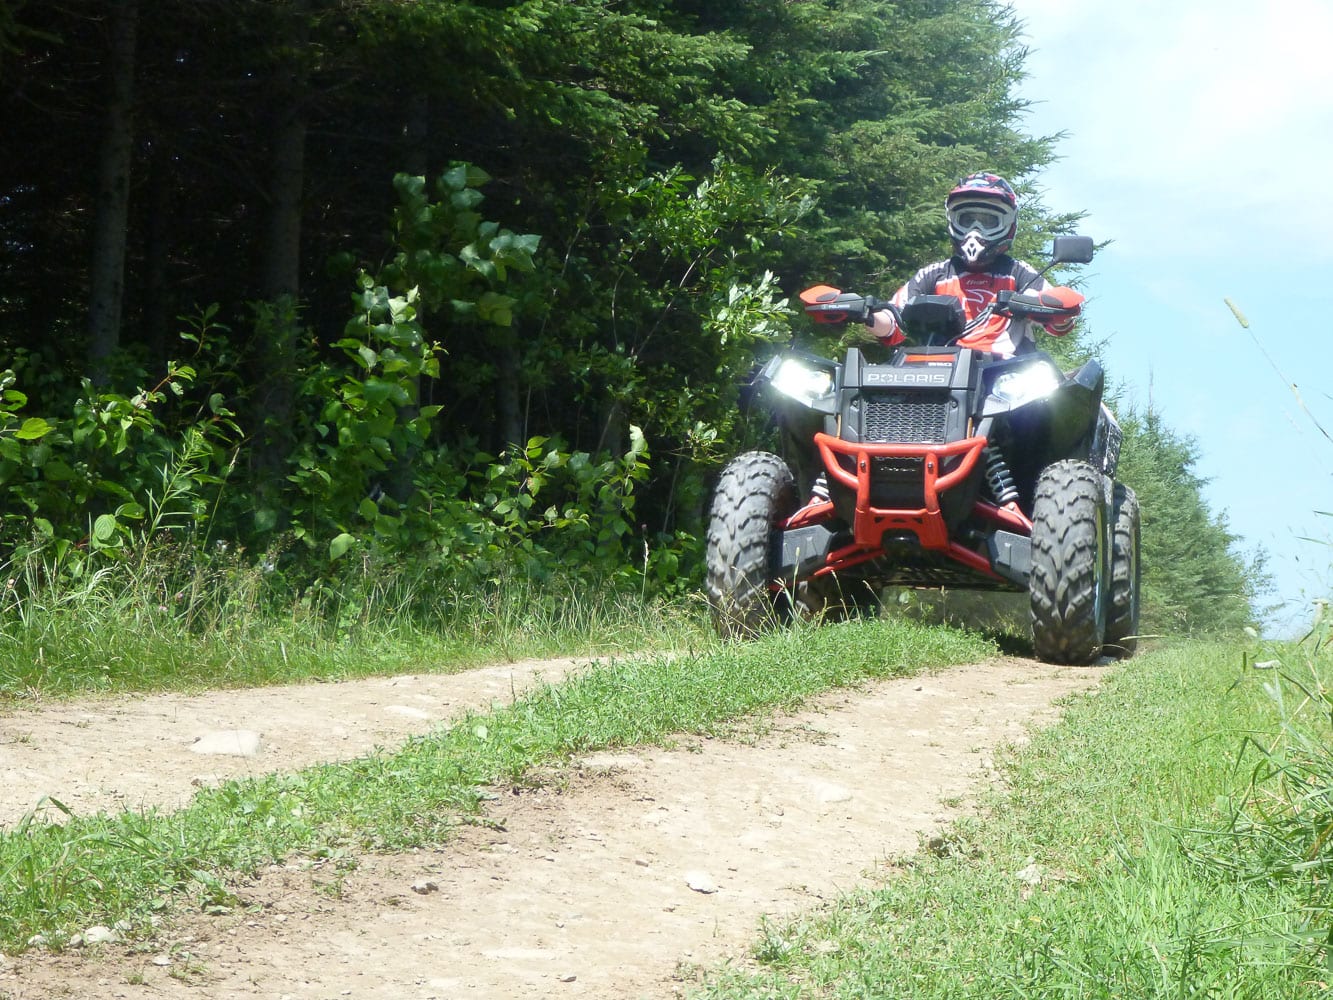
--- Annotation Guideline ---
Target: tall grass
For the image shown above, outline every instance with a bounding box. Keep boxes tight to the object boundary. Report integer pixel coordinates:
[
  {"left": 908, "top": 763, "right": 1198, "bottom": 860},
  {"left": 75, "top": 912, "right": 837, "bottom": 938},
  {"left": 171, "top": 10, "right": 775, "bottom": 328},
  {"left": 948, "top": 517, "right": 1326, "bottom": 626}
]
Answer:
[
  {"left": 0, "top": 543, "right": 707, "bottom": 698},
  {"left": 1185, "top": 604, "right": 1333, "bottom": 963}
]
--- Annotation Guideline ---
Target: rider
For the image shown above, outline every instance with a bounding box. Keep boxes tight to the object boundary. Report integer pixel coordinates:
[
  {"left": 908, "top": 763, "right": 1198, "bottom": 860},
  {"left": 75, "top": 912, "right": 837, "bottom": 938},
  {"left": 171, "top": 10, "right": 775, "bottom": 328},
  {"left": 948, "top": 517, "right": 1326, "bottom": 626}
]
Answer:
[
  {"left": 799, "top": 172, "right": 1083, "bottom": 511},
  {"left": 868, "top": 172, "right": 1080, "bottom": 358}
]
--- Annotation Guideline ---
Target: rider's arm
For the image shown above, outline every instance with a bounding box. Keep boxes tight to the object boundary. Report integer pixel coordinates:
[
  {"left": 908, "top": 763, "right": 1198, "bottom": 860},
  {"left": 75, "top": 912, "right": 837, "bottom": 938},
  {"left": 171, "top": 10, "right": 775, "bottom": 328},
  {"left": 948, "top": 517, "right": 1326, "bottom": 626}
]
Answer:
[
  {"left": 870, "top": 263, "right": 941, "bottom": 345},
  {"left": 869, "top": 307, "right": 903, "bottom": 345},
  {"left": 1016, "top": 267, "right": 1081, "bottom": 336}
]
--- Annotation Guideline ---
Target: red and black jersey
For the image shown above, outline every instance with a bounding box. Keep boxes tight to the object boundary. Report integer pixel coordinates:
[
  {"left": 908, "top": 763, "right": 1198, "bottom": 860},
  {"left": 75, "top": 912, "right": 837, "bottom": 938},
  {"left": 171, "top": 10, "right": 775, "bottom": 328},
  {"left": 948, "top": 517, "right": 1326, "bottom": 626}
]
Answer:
[{"left": 881, "top": 255, "right": 1074, "bottom": 357}]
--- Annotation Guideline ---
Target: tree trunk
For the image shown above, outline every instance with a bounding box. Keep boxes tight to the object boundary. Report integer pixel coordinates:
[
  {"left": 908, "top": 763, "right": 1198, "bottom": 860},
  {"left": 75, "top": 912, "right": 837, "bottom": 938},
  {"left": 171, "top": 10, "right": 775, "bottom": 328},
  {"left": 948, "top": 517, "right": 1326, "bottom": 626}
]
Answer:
[
  {"left": 385, "top": 89, "right": 430, "bottom": 502},
  {"left": 142, "top": 142, "right": 172, "bottom": 362},
  {"left": 87, "top": 0, "right": 138, "bottom": 384},
  {"left": 254, "top": 0, "right": 310, "bottom": 498},
  {"left": 496, "top": 337, "right": 523, "bottom": 451},
  {"left": 597, "top": 398, "right": 624, "bottom": 458},
  {"left": 403, "top": 90, "right": 429, "bottom": 177},
  {"left": 262, "top": 61, "right": 306, "bottom": 300}
]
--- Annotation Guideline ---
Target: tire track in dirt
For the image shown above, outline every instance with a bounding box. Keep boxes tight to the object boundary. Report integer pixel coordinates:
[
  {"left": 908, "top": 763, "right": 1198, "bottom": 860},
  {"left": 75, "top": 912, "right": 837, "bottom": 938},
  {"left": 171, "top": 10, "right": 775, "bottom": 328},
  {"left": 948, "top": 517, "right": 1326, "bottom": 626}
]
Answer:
[
  {"left": 0, "top": 657, "right": 591, "bottom": 828},
  {"left": 0, "top": 656, "right": 1105, "bottom": 999}
]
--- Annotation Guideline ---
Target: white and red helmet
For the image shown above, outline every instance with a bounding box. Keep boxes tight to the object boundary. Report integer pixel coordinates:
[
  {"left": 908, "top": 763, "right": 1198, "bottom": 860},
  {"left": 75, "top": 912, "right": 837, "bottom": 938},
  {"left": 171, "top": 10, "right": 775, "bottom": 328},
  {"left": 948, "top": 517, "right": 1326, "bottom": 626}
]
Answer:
[{"left": 946, "top": 172, "right": 1018, "bottom": 269}]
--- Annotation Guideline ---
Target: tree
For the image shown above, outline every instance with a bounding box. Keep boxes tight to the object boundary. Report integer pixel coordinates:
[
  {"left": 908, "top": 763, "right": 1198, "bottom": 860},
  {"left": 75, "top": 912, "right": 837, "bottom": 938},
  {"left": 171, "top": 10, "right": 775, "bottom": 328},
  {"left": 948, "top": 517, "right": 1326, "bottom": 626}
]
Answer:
[
  {"left": 86, "top": 0, "right": 138, "bottom": 383},
  {"left": 1116, "top": 406, "right": 1268, "bottom": 635},
  {"left": 0, "top": 0, "right": 1263, "bottom": 621}
]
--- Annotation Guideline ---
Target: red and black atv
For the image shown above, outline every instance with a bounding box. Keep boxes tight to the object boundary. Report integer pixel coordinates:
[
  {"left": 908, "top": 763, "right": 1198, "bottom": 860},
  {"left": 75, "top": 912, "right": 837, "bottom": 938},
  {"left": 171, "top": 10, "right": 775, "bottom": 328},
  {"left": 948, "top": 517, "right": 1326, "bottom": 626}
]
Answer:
[{"left": 705, "top": 236, "right": 1140, "bottom": 664}]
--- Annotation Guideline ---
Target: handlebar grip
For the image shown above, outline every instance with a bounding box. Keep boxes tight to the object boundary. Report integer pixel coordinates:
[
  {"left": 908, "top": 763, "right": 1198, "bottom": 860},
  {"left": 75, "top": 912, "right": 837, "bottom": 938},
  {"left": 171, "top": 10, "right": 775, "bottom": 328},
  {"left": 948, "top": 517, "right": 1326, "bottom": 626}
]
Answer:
[
  {"left": 800, "top": 285, "right": 876, "bottom": 325},
  {"left": 996, "top": 286, "right": 1083, "bottom": 321}
]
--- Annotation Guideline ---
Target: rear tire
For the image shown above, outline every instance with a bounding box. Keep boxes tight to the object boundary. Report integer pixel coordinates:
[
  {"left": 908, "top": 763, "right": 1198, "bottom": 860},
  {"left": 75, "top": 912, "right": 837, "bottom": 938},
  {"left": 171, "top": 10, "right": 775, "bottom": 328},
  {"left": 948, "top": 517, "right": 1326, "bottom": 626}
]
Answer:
[
  {"left": 705, "top": 451, "right": 802, "bottom": 638},
  {"left": 1029, "top": 459, "right": 1109, "bottom": 664},
  {"left": 1103, "top": 482, "right": 1141, "bottom": 658}
]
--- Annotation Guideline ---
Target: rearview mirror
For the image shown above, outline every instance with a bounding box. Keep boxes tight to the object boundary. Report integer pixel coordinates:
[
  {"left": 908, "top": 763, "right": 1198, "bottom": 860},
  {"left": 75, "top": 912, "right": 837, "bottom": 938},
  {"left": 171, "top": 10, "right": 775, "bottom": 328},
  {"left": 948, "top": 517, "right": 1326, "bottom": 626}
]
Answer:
[{"left": 1050, "top": 235, "right": 1095, "bottom": 265}]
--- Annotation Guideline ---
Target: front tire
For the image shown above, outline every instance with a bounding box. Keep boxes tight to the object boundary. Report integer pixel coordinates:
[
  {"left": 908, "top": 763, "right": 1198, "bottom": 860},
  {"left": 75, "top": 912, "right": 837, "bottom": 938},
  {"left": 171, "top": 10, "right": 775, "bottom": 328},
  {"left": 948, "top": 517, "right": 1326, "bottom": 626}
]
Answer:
[
  {"left": 1029, "top": 460, "right": 1109, "bottom": 664},
  {"left": 705, "top": 451, "right": 800, "bottom": 638},
  {"left": 1103, "top": 482, "right": 1141, "bottom": 658}
]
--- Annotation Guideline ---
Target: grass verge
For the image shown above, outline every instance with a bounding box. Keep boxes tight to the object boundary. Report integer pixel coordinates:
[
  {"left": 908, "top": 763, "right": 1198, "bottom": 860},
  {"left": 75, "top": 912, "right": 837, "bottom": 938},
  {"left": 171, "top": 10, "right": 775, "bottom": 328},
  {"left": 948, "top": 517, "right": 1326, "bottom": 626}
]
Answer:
[
  {"left": 0, "top": 615, "right": 993, "bottom": 954},
  {"left": 692, "top": 639, "right": 1326, "bottom": 999},
  {"left": 0, "top": 563, "right": 707, "bottom": 699}
]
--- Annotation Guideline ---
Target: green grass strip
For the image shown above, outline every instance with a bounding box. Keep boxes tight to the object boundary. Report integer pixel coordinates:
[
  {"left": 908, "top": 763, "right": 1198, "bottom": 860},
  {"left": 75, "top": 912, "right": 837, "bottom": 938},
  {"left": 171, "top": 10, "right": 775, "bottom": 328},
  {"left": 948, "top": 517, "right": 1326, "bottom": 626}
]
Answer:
[
  {"left": 693, "top": 641, "right": 1321, "bottom": 999},
  {"left": 0, "top": 616, "right": 991, "bottom": 952}
]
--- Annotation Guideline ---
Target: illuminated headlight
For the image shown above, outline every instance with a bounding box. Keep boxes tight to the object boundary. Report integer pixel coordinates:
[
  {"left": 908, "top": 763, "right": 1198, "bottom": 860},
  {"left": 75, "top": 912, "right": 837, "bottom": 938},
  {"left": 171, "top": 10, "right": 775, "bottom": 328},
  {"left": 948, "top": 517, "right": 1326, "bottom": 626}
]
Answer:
[
  {"left": 771, "top": 357, "right": 834, "bottom": 405},
  {"left": 989, "top": 363, "right": 1062, "bottom": 408}
]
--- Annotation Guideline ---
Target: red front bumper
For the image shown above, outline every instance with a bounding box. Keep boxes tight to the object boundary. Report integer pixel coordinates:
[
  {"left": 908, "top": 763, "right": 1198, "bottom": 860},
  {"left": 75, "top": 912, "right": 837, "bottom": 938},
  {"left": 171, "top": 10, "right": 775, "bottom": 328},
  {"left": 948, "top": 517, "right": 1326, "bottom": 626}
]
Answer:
[{"left": 783, "top": 433, "right": 1032, "bottom": 580}]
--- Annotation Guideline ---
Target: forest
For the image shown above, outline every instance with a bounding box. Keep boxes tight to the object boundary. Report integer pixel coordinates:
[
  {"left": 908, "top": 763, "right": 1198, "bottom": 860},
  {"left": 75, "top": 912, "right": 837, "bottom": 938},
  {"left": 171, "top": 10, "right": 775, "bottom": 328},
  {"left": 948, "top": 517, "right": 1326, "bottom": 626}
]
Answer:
[{"left": 0, "top": 0, "right": 1265, "bottom": 635}]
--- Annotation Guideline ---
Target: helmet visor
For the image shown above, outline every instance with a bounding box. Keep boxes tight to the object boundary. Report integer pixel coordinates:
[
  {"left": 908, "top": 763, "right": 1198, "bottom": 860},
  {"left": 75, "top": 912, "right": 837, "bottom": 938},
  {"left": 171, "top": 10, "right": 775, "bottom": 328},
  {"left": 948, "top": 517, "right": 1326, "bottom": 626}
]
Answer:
[{"left": 947, "top": 200, "right": 1014, "bottom": 240}]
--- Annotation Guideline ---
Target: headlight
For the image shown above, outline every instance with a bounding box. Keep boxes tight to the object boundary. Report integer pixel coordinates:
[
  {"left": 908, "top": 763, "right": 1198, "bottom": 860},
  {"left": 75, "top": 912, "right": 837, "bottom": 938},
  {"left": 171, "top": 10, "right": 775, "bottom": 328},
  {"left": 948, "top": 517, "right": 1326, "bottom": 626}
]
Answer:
[
  {"left": 771, "top": 357, "right": 835, "bottom": 405},
  {"left": 989, "top": 362, "right": 1062, "bottom": 409}
]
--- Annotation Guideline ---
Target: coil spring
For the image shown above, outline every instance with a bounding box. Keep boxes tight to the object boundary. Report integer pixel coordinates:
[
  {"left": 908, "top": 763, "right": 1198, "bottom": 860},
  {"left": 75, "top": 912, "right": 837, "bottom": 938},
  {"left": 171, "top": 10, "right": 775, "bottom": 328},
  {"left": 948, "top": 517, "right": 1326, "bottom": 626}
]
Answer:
[
  {"left": 983, "top": 447, "right": 1019, "bottom": 506},
  {"left": 810, "top": 472, "right": 830, "bottom": 502}
]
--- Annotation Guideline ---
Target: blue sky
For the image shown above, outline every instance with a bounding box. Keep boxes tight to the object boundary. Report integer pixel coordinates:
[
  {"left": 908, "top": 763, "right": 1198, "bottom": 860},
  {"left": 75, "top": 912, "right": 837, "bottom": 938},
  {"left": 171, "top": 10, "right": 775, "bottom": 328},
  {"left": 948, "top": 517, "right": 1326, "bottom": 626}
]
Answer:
[{"left": 1005, "top": 0, "right": 1333, "bottom": 636}]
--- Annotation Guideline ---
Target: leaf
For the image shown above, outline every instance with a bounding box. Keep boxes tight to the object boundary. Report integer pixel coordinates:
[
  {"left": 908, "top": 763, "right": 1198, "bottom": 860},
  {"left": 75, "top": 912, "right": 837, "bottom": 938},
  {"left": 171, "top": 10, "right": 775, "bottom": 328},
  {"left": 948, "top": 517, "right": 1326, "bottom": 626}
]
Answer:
[
  {"left": 15, "top": 417, "right": 52, "bottom": 441},
  {"left": 115, "top": 501, "right": 146, "bottom": 520},
  {"left": 329, "top": 533, "right": 356, "bottom": 561},
  {"left": 92, "top": 513, "right": 119, "bottom": 543},
  {"left": 477, "top": 291, "right": 515, "bottom": 327}
]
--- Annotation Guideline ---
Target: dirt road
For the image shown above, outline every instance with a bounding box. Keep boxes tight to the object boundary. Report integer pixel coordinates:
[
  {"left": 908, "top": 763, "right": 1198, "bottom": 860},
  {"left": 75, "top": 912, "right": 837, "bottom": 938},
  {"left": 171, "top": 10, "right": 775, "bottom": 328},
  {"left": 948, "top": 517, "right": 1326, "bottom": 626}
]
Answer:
[{"left": 0, "top": 654, "right": 1104, "bottom": 999}]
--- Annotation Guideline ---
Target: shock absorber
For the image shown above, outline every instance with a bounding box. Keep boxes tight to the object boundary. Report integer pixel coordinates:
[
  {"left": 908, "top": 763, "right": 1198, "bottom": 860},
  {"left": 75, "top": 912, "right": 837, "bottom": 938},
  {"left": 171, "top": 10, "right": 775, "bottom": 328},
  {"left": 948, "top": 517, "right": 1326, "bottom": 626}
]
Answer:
[{"left": 983, "top": 446, "right": 1019, "bottom": 506}]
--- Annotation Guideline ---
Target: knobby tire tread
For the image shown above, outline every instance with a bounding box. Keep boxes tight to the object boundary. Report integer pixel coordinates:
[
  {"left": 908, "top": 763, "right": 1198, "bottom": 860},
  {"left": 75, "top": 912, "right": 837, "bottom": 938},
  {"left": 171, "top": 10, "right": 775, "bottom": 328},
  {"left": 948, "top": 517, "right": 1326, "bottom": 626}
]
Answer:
[
  {"left": 1029, "top": 459, "right": 1107, "bottom": 664},
  {"left": 705, "top": 451, "right": 797, "bottom": 638},
  {"left": 1104, "top": 482, "right": 1141, "bottom": 657}
]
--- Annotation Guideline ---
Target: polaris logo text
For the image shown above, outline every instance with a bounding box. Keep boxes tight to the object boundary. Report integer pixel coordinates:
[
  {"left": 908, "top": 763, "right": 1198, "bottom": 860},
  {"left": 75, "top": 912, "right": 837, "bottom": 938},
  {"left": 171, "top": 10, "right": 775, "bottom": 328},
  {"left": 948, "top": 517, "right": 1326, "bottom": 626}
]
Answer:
[{"left": 865, "top": 371, "right": 950, "bottom": 386}]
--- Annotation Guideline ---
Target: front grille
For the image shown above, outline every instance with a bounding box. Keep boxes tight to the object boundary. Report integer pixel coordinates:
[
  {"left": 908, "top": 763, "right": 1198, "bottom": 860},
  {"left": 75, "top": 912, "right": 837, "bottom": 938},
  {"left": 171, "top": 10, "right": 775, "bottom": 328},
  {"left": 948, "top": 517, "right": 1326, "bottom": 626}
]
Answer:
[
  {"left": 862, "top": 395, "right": 949, "bottom": 443},
  {"left": 870, "top": 455, "right": 925, "bottom": 508}
]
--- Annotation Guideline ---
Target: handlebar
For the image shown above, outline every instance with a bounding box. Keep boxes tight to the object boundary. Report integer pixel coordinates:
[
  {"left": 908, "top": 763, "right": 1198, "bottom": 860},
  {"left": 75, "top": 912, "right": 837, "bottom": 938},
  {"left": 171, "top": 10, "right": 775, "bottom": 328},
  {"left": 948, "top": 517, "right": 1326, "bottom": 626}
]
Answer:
[
  {"left": 800, "top": 284, "right": 1082, "bottom": 331},
  {"left": 993, "top": 288, "right": 1083, "bottom": 322},
  {"left": 798, "top": 285, "right": 889, "bottom": 326}
]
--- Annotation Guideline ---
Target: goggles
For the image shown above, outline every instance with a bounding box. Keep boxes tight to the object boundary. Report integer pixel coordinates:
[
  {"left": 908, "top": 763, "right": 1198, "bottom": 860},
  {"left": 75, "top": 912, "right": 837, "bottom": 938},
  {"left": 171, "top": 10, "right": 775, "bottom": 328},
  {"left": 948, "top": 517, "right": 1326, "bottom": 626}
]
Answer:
[{"left": 947, "top": 200, "right": 1014, "bottom": 240}]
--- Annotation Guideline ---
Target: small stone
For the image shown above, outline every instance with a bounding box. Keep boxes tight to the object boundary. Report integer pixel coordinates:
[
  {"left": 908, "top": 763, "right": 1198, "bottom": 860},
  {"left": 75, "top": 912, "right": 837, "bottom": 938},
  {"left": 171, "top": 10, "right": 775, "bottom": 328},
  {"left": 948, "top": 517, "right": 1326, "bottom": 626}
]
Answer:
[
  {"left": 411, "top": 880, "right": 440, "bottom": 895},
  {"left": 190, "top": 730, "right": 262, "bottom": 757},
  {"left": 151, "top": 954, "right": 171, "bottom": 967},
  {"left": 684, "top": 870, "right": 718, "bottom": 894},
  {"left": 557, "top": 973, "right": 577, "bottom": 983},
  {"left": 81, "top": 925, "right": 121, "bottom": 946},
  {"left": 812, "top": 780, "right": 853, "bottom": 804}
]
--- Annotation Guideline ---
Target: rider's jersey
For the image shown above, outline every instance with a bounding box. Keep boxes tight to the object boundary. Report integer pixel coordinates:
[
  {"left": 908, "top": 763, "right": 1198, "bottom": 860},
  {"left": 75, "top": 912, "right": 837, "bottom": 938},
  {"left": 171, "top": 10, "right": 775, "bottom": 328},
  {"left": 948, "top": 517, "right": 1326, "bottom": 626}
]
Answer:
[{"left": 880, "top": 255, "right": 1075, "bottom": 357}]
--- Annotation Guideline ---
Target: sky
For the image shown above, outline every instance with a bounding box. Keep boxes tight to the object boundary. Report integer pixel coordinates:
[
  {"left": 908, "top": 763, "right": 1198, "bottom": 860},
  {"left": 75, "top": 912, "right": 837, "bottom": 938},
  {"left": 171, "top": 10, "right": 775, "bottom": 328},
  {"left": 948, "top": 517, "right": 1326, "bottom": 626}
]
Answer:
[{"left": 1003, "top": 0, "right": 1333, "bottom": 637}]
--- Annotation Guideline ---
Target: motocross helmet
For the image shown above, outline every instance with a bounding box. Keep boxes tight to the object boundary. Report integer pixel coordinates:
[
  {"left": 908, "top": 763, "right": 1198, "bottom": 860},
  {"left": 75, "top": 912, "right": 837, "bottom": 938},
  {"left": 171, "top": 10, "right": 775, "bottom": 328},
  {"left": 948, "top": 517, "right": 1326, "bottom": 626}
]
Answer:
[{"left": 946, "top": 172, "right": 1018, "bottom": 270}]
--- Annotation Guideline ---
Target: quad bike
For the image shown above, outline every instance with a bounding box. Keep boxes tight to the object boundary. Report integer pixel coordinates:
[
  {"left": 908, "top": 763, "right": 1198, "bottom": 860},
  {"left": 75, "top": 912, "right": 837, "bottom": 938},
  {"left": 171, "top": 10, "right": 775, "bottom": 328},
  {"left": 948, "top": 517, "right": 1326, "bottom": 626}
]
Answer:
[{"left": 705, "top": 236, "right": 1140, "bottom": 664}]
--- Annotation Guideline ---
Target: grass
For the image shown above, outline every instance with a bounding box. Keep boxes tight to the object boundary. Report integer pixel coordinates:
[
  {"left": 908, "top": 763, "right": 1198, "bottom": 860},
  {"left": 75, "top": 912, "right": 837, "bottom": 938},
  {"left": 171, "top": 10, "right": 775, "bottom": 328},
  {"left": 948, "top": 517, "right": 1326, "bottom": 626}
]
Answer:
[
  {"left": 5, "top": 542, "right": 1328, "bottom": 994},
  {"left": 0, "top": 614, "right": 994, "bottom": 954},
  {"left": 690, "top": 638, "right": 1329, "bottom": 999},
  {"left": 0, "top": 548, "right": 707, "bottom": 698}
]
